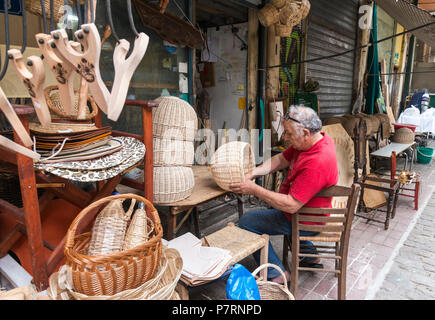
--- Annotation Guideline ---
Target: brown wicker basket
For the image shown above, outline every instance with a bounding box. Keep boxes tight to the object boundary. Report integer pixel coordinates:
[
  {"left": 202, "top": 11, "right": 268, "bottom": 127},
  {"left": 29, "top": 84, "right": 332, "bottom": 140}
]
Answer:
[
  {"left": 251, "top": 263, "right": 295, "bottom": 300},
  {"left": 25, "top": 0, "right": 78, "bottom": 21},
  {"left": 392, "top": 127, "right": 415, "bottom": 144},
  {"left": 64, "top": 193, "right": 163, "bottom": 296},
  {"left": 279, "top": 2, "right": 299, "bottom": 25},
  {"left": 45, "top": 86, "right": 99, "bottom": 121},
  {"left": 258, "top": 4, "right": 280, "bottom": 27},
  {"left": 270, "top": 0, "right": 287, "bottom": 9},
  {"left": 275, "top": 23, "right": 293, "bottom": 37}
]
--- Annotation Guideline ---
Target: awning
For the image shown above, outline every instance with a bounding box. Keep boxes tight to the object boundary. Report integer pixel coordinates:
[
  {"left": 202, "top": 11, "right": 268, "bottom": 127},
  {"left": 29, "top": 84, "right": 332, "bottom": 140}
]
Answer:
[{"left": 373, "top": 0, "right": 435, "bottom": 47}]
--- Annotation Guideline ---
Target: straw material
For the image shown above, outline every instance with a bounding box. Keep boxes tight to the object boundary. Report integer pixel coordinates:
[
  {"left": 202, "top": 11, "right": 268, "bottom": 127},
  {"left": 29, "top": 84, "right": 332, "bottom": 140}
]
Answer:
[
  {"left": 153, "top": 96, "right": 198, "bottom": 142},
  {"left": 279, "top": 2, "right": 300, "bottom": 25},
  {"left": 29, "top": 121, "right": 98, "bottom": 134},
  {"left": 45, "top": 85, "right": 99, "bottom": 121},
  {"left": 270, "top": 0, "right": 287, "bottom": 9},
  {"left": 252, "top": 264, "right": 295, "bottom": 300},
  {"left": 210, "top": 141, "right": 255, "bottom": 191},
  {"left": 258, "top": 4, "right": 280, "bottom": 27},
  {"left": 25, "top": 0, "right": 76, "bottom": 21},
  {"left": 153, "top": 137, "right": 194, "bottom": 166},
  {"left": 48, "top": 247, "right": 182, "bottom": 300},
  {"left": 123, "top": 207, "right": 155, "bottom": 251},
  {"left": 392, "top": 127, "right": 415, "bottom": 144},
  {"left": 64, "top": 194, "right": 163, "bottom": 296},
  {"left": 275, "top": 23, "right": 293, "bottom": 37},
  {"left": 87, "top": 198, "right": 137, "bottom": 256},
  {"left": 0, "top": 285, "right": 38, "bottom": 300},
  {"left": 153, "top": 166, "right": 195, "bottom": 204},
  {"left": 298, "top": 0, "right": 311, "bottom": 20}
]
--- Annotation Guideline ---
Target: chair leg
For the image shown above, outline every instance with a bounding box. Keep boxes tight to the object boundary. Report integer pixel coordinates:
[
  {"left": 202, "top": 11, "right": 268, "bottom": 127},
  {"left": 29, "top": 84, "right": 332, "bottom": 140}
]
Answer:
[
  {"left": 335, "top": 242, "right": 340, "bottom": 278},
  {"left": 290, "top": 236, "right": 299, "bottom": 298},
  {"left": 282, "top": 235, "right": 291, "bottom": 273},
  {"left": 338, "top": 250, "right": 348, "bottom": 300}
]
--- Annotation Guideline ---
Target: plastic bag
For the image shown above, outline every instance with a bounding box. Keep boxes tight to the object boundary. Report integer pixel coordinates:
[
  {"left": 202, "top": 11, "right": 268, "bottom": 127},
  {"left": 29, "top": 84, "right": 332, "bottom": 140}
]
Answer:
[{"left": 226, "top": 264, "right": 261, "bottom": 300}]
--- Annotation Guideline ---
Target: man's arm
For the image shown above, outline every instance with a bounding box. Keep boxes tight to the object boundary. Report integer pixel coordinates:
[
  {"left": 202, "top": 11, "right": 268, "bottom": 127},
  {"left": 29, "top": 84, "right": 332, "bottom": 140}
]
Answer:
[{"left": 246, "top": 152, "right": 289, "bottom": 180}]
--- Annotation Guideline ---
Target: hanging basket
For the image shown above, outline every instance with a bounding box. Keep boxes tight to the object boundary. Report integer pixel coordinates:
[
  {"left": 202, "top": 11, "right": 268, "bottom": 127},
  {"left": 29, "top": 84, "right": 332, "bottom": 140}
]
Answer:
[
  {"left": 64, "top": 193, "right": 163, "bottom": 296},
  {"left": 298, "top": 0, "right": 311, "bottom": 20},
  {"left": 153, "top": 96, "right": 198, "bottom": 142},
  {"left": 153, "top": 166, "right": 195, "bottom": 204},
  {"left": 25, "top": 0, "right": 77, "bottom": 21},
  {"left": 270, "top": 0, "right": 287, "bottom": 9},
  {"left": 251, "top": 263, "right": 295, "bottom": 300},
  {"left": 279, "top": 2, "right": 300, "bottom": 26},
  {"left": 44, "top": 86, "right": 99, "bottom": 121},
  {"left": 275, "top": 23, "right": 294, "bottom": 37},
  {"left": 210, "top": 141, "right": 255, "bottom": 191},
  {"left": 153, "top": 137, "right": 194, "bottom": 167},
  {"left": 258, "top": 4, "right": 280, "bottom": 27}
]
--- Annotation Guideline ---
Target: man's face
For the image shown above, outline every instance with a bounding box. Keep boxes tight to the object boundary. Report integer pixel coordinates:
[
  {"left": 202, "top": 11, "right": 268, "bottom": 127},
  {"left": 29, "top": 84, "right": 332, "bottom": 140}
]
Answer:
[{"left": 282, "top": 120, "right": 305, "bottom": 150}]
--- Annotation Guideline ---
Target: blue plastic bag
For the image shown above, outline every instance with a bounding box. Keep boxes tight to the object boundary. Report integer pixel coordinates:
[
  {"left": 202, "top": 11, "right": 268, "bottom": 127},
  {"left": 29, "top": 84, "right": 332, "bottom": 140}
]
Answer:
[{"left": 226, "top": 264, "right": 261, "bottom": 300}]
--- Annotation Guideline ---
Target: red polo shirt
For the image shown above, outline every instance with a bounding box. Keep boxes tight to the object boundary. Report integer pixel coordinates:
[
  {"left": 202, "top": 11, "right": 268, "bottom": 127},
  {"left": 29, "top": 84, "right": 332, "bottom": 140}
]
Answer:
[{"left": 279, "top": 132, "right": 339, "bottom": 223}]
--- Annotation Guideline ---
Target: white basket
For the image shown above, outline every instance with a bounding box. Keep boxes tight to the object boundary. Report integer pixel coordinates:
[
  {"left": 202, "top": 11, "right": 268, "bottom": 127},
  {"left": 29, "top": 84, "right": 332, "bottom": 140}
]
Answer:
[
  {"left": 153, "top": 137, "right": 194, "bottom": 167},
  {"left": 210, "top": 141, "right": 255, "bottom": 191},
  {"left": 153, "top": 96, "right": 198, "bottom": 142},
  {"left": 154, "top": 166, "right": 195, "bottom": 204}
]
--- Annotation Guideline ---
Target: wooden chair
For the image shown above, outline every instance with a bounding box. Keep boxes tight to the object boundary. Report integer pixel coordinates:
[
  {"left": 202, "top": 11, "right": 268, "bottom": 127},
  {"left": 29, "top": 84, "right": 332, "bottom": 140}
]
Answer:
[{"left": 282, "top": 184, "right": 361, "bottom": 300}]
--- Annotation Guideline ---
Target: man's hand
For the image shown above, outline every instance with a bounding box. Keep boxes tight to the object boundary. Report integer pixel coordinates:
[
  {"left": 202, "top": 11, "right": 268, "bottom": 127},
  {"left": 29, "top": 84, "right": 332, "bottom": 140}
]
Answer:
[{"left": 229, "top": 178, "right": 259, "bottom": 195}]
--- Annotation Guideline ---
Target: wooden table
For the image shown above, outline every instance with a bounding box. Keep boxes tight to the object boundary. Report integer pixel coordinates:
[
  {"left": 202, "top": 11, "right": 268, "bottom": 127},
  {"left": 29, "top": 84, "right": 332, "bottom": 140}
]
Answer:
[
  {"left": 156, "top": 166, "right": 244, "bottom": 240},
  {"left": 370, "top": 142, "right": 417, "bottom": 179}
]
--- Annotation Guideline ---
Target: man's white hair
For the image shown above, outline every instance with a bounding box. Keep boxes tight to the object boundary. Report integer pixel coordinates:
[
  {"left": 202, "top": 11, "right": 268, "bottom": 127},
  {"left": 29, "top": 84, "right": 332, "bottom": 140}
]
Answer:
[{"left": 286, "top": 104, "right": 322, "bottom": 134}]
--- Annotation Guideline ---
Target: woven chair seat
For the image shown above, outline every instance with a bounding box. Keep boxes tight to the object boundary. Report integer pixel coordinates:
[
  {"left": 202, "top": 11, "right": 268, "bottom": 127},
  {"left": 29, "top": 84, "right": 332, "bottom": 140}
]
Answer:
[{"left": 299, "top": 222, "right": 342, "bottom": 242}]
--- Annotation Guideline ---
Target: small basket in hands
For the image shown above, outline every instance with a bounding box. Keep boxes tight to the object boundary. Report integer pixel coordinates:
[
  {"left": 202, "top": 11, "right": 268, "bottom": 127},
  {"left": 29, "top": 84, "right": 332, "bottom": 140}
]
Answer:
[
  {"left": 251, "top": 263, "right": 295, "bottom": 300},
  {"left": 123, "top": 202, "right": 155, "bottom": 251},
  {"left": 64, "top": 194, "right": 163, "bottom": 296},
  {"left": 210, "top": 141, "right": 255, "bottom": 191}
]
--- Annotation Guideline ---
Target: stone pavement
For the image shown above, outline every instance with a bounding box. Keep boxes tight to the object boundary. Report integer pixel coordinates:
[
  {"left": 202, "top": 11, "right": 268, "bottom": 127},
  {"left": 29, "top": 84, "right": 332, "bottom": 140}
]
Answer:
[{"left": 373, "top": 190, "right": 435, "bottom": 300}]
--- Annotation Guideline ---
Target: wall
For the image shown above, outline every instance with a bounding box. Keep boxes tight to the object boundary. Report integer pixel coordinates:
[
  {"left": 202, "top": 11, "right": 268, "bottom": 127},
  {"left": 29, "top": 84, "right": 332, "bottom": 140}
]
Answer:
[
  {"left": 411, "top": 62, "right": 435, "bottom": 93},
  {"left": 201, "top": 23, "right": 248, "bottom": 138},
  {"left": 377, "top": 6, "right": 395, "bottom": 74}
]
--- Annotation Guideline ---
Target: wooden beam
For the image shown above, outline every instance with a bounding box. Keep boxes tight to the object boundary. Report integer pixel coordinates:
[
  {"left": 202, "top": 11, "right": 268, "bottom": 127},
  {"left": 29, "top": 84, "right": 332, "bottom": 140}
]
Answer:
[{"left": 248, "top": 8, "right": 258, "bottom": 132}]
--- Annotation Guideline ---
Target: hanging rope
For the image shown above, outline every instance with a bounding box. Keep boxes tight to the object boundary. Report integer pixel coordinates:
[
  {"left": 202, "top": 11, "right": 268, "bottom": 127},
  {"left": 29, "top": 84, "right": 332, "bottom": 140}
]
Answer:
[
  {"left": 106, "top": 0, "right": 120, "bottom": 43},
  {"left": 88, "top": 0, "right": 94, "bottom": 23},
  {"left": 49, "top": 0, "right": 55, "bottom": 31},
  {"left": 127, "top": 0, "right": 139, "bottom": 37},
  {"left": 0, "top": 0, "right": 10, "bottom": 81},
  {"left": 75, "top": 0, "right": 82, "bottom": 27},
  {"left": 20, "top": 0, "right": 27, "bottom": 53}
]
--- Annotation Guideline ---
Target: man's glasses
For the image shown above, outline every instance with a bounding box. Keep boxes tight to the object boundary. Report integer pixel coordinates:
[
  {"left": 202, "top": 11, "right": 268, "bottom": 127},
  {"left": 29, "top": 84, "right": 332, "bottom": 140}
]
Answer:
[{"left": 284, "top": 112, "right": 301, "bottom": 124}]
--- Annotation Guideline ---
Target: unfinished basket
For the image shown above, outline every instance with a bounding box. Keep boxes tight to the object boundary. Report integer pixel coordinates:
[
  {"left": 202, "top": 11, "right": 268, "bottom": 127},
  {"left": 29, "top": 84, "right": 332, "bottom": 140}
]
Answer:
[
  {"left": 123, "top": 203, "right": 155, "bottom": 251},
  {"left": 252, "top": 263, "right": 295, "bottom": 300},
  {"left": 153, "top": 96, "right": 198, "bottom": 142},
  {"left": 392, "top": 127, "right": 415, "bottom": 144},
  {"left": 45, "top": 86, "right": 99, "bottom": 121},
  {"left": 153, "top": 166, "right": 195, "bottom": 204},
  {"left": 210, "top": 141, "right": 255, "bottom": 191},
  {"left": 258, "top": 3, "right": 280, "bottom": 27},
  {"left": 153, "top": 137, "right": 194, "bottom": 166},
  {"left": 87, "top": 198, "right": 137, "bottom": 256},
  {"left": 64, "top": 193, "right": 163, "bottom": 296}
]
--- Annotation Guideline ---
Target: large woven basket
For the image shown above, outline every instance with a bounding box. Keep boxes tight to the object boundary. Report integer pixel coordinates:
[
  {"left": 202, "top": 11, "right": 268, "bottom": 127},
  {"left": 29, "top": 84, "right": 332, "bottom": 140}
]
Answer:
[
  {"left": 153, "top": 96, "right": 198, "bottom": 142},
  {"left": 258, "top": 3, "right": 280, "bottom": 27},
  {"left": 279, "top": 2, "right": 300, "bottom": 26},
  {"left": 45, "top": 86, "right": 99, "bottom": 121},
  {"left": 275, "top": 23, "right": 293, "bottom": 37},
  {"left": 392, "top": 127, "right": 415, "bottom": 144},
  {"left": 25, "top": 0, "right": 76, "bottom": 21},
  {"left": 210, "top": 141, "right": 255, "bottom": 191},
  {"left": 270, "top": 0, "right": 286, "bottom": 9},
  {"left": 252, "top": 263, "right": 295, "bottom": 300},
  {"left": 64, "top": 193, "right": 163, "bottom": 296},
  {"left": 153, "top": 166, "right": 195, "bottom": 204},
  {"left": 299, "top": 0, "right": 311, "bottom": 20},
  {"left": 153, "top": 137, "right": 194, "bottom": 166}
]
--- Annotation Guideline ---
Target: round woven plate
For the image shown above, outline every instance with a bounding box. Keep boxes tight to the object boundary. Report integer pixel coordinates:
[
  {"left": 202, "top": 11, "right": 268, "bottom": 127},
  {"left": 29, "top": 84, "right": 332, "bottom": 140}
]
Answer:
[
  {"left": 36, "top": 137, "right": 146, "bottom": 182},
  {"left": 321, "top": 124, "right": 355, "bottom": 209}
]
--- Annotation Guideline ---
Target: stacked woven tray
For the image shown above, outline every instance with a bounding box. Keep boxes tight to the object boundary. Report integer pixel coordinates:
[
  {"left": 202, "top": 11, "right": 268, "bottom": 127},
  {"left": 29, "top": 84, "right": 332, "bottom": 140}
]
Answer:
[{"left": 152, "top": 96, "right": 198, "bottom": 204}]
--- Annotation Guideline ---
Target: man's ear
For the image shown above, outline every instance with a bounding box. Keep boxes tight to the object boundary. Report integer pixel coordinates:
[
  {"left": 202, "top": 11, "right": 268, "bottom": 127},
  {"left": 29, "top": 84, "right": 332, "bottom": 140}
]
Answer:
[{"left": 303, "top": 128, "right": 310, "bottom": 136}]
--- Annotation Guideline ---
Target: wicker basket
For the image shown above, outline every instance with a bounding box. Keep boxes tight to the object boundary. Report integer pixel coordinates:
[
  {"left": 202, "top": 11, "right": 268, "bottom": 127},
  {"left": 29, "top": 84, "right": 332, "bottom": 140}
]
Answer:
[
  {"left": 299, "top": 0, "right": 311, "bottom": 20},
  {"left": 153, "top": 137, "right": 194, "bottom": 166},
  {"left": 25, "top": 0, "right": 76, "bottom": 21},
  {"left": 64, "top": 193, "right": 163, "bottom": 296},
  {"left": 392, "top": 127, "right": 415, "bottom": 144},
  {"left": 279, "top": 2, "right": 300, "bottom": 25},
  {"left": 251, "top": 263, "right": 295, "bottom": 300},
  {"left": 258, "top": 4, "right": 280, "bottom": 27},
  {"left": 87, "top": 198, "right": 137, "bottom": 256},
  {"left": 210, "top": 141, "right": 255, "bottom": 191},
  {"left": 153, "top": 96, "right": 198, "bottom": 142},
  {"left": 45, "top": 86, "right": 99, "bottom": 121},
  {"left": 153, "top": 166, "right": 195, "bottom": 204},
  {"left": 270, "top": 0, "right": 287, "bottom": 9},
  {"left": 275, "top": 23, "right": 294, "bottom": 37}
]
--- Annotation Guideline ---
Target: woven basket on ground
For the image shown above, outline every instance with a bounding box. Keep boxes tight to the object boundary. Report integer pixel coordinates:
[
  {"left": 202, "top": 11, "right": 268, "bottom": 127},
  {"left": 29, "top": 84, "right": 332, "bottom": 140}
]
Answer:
[
  {"left": 123, "top": 205, "right": 155, "bottom": 251},
  {"left": 153, "top": 137, "right": 194, "bottom": 166},
  {"left": 251, "top": 263, "right": 295, "bottom": 300},
  {"left": 153, "top": 166, "right": 195, "bottom": 204},
  {"left": 45, "top": 86, "right": 99, "bottom": 121},
  {"left": 87, "top": 198, "right": 137, "bottom": 256},
  {"left": 153, "top": 96, "right": 198, "bottom": 142},
  {"left": 392, "top": 127, "right": 415, "bottom": 144},
  {"left": 64, "top": 193, "right": 163, "bottom": 296},
  {"left": 48, "top": 247, "right": 182, "bottom": 300},
  {"left": 210, "top": 141, "right": 255, "bottom": 191},
  {"left": 258, "top": 3, "right": 280, "bottom": 27}
]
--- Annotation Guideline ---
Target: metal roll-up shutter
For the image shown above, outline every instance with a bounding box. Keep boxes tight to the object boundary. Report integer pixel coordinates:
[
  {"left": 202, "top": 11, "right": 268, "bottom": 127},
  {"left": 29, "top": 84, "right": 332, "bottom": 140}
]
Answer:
[{"left": 306, "top": 0, "right": 359, "bottom": 119}]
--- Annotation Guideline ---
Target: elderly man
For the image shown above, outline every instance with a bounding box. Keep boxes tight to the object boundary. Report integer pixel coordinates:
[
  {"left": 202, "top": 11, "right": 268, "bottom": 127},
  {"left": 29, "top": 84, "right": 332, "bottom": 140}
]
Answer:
[{"left": 229, "top": 105, "right": 338, "bottom": 284}]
